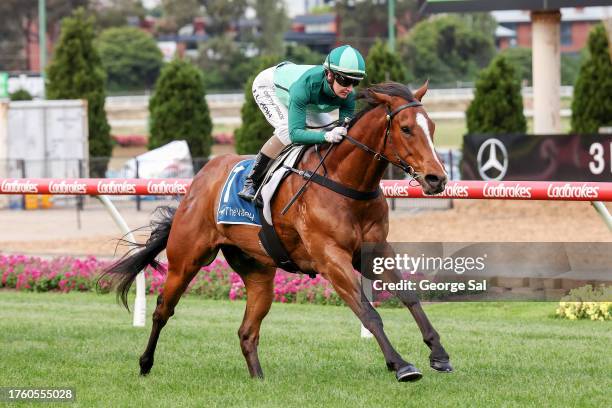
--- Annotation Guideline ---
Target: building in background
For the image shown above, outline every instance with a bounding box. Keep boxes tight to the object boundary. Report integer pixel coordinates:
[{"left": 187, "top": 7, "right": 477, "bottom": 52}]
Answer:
[
  {"left": 284, "top": 13, "right": 338, "bottom": 53},
  {"left": 494, "top": 7, "right": 612, "bottom": 53}
]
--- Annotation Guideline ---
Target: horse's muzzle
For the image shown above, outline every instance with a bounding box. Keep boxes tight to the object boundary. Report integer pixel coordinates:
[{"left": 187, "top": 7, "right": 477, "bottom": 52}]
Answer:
[{"left": 422, "top": 174, "right": 447, "bottom": 195}]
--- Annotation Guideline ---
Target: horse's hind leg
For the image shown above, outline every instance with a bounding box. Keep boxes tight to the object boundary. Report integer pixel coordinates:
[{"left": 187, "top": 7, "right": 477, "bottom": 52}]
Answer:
[
  {"left": 222, "top": 246, "right": 275, "bottom": 379},
  {"left": 139, "top": 232, "right": 219, "bottom": 376}
]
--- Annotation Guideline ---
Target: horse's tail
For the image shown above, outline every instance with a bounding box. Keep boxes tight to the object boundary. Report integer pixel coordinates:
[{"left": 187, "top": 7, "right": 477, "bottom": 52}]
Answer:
[{"left": 99, "top": 205, "right": 176, "bottom": 310}]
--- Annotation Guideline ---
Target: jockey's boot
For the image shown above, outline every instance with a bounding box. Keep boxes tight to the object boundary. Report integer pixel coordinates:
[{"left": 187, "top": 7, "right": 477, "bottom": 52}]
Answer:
[{"left": 238, "top": 152, "right": 272, "bottom": 201}]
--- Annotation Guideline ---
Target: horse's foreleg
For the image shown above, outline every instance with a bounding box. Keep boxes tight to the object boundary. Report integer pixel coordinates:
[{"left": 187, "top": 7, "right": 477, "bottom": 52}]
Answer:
[
  {"left": 369, "top": 244, "right": 453, "bottom": 373},
  {"left": 139, "top": 236, "right": 218, "bottom": 376},
  {"left": 318, "top": 246, "right": 422, "bottom": 382},
  {"left": 236, "top": 269, "right": 275, "bottom": 379},
  {"left": 404, "top": 299, "right": 452, "bottom": 372}
]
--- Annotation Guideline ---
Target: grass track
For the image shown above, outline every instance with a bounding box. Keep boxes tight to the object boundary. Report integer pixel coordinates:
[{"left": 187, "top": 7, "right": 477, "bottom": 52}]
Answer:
[{"left": 0, "top": 292, "right": 609, "bottom": 407}]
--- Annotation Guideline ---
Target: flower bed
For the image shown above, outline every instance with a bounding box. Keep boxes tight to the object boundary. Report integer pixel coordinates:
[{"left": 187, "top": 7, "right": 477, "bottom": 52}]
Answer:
[
  {"left": 0, "top": 254, "right": 344, "bottom": 305},
  {"left": 556, "top": 285, "right": 611, "bottom": 321}
]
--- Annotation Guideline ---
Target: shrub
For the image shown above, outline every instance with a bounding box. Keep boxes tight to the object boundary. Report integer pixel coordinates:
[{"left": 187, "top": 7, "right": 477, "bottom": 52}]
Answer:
[
  {"left": 362, "top": 40, "right": 408, "bottom": 88},
  {"left": 498, "top": 47, "right": 531, "bottom": 84},
  {"left": 46, "top": 8, "right": 112, "bottom": 177},
  {"left": 571, "top": 24, "right": 612, "bottom": 133},
  {"left": 10, "top": 89, "right": 33, "bottom": 101},
  {"left": 466, "top": 55, "right": 527, "bottom": 134},
  {"left": 148, "top": 59, "right": 213, "bottom": 158},
  {"left": 556, "top": 285, "right": 611, "bottom": 321}
]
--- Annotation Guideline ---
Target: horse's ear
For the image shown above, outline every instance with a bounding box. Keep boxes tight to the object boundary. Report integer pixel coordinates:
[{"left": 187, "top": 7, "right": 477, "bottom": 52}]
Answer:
[
  {"left": 414, "top": 80, "right": 429, "bottom": 101},
  {"left": 369, "top": 90, "right": 394, "bottom": 106}
]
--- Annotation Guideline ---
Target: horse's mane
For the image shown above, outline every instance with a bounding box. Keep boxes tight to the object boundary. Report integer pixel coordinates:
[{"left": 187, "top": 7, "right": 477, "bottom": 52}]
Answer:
[{"left": 349, "top": 82, "right": 416, "bottom": 128}]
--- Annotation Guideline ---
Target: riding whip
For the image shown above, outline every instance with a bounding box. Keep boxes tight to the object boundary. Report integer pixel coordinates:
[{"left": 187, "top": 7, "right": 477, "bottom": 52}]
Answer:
[{"left": 280, "top": 118, "right": 350, "bottom": 215}]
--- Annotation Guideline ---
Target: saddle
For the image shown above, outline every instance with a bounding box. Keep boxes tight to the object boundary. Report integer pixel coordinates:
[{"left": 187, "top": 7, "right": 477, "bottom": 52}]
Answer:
[
  {"left": 255, "top": 143, "right": 381, "bottom": 278},
  {"left": 255, "top": 144, "right": 313, "bottom": 277}
]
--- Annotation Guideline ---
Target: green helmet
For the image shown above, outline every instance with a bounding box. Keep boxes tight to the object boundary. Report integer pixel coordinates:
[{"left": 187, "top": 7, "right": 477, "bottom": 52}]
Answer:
[{"left": 323, "top": 45, "right": 366, "bottom": 79}]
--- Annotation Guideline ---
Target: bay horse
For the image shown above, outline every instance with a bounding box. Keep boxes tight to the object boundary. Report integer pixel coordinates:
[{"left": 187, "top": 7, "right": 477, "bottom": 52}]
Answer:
[{"left": 103, "top": 81, "right": 453, "bottom": 382}]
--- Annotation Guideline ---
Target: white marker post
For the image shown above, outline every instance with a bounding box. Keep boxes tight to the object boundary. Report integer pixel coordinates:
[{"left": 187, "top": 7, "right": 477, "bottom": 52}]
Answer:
[{"left": 97, "top": 195, "right": 146, "bottom": 327}]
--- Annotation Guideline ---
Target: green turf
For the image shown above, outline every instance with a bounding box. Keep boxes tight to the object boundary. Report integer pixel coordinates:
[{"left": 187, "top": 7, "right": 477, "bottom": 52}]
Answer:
[{"left": 0, "top": 292, "right": 609, "bottom": 407}]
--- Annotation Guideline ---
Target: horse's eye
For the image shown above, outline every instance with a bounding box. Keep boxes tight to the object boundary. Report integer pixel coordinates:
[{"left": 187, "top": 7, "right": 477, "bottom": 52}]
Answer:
[{"left": 401, "top": 126, "right": 412, "bottom": 135}]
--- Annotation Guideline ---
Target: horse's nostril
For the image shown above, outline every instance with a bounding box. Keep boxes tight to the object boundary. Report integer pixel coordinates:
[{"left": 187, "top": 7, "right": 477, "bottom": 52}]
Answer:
[{"left": 425, "top": 174, "right": 441, "bottom": 186}]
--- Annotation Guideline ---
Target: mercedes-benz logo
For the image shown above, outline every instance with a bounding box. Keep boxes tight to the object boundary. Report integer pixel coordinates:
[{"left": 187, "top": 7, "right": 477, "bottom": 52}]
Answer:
[{"left": 477, "top": 138, "right": 508, "bottom": 180}]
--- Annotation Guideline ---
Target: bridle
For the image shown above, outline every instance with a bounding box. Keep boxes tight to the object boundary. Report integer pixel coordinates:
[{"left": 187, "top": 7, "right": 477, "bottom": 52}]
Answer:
[
  {"left": 344, "top": 100, "right": 423, "bottom": 178},
  {"left": 281, "top": 98, "right": 425, "bottom": 212}
]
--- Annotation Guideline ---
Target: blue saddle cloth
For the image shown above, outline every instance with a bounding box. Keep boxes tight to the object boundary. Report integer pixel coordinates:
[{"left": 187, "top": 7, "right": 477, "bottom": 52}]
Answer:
[{"left": 216, "top": 159, "right": 261, "bottom": 226}]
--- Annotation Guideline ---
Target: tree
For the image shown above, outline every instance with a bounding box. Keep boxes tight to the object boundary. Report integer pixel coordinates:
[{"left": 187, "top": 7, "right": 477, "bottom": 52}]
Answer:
[
  {"left": 0, "top": 0, "right": 87, "bottom": 70},
  {"left": 161, "top": 0, "right": 201, "bottom": 30},
  {"left": 0, "top": 2, "right": 24, "bottom": 70},
  {"left": 89, "top": 0, "right": 146, "bottom": 32},
  {"left": 254, "top": 0, "right": 288, "bottom": 56},
  {"left": 466, "top": 55, "right": 526, "bottom": 134},
  {"left": 561, "top": 53, "right": 583, "bottom": 87},
  {"left": 46, "top": 8, "right": 112, "bottom": 177},
  {"left": 498, "top": 47, "right": 531, "bottom": 84},
  {"left": 200, "top": 0, "right": 247, "bottom": 35},
  {"left": 149, "top": 59, "right": 213, "bottom": 159},
  {"left": 398, "top": 15, "right": 495, "bottom": 86},
  {"left": 97, "top": 27, "right": 163, "bottom": 92},
  {"left": 197, "top": 42, "right": 322, "bottom": 93},
  {"left": 196, "top": 34, "right": 252, "bottom": 91},
  {"left": 284, "top": 44, "right": 324, "bottom": 65},
  {"left": 234, "top": 55, "right": 278, "bottom": 155},
  {"left": 335, "top": 0, "right": 420, "bottom": 51},
  {"left": 362, "top": 40, "right": 409, "bottom": 88},
  {"left": 571, "top": 24, "right": 612, "bottom": 133},
  {"left": 499, "top": 47, "right": 583, "bottom": 86},
  {"left": 457, "top": 13, "right": 497, "bottom": 40}
]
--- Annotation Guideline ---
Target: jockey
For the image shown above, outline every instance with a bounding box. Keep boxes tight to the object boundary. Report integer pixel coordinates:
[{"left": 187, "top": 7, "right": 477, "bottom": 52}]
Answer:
[{"left": 238, "top": 44, "right": 367, "bottom": 201}]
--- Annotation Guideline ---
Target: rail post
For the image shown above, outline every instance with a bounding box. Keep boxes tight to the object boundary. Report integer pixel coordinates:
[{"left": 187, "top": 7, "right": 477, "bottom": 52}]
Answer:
[{"left": 96, "top": 195, "right": 147, "bottom": 327}]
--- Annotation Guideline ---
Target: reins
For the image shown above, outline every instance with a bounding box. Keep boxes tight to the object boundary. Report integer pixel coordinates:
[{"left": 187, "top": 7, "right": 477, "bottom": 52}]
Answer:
[
  {"left": 343, "top": 100, "right": 422, "bottom": 177},
  {"left": 281, "top": 99, "right": 423, "bottom": 214}
]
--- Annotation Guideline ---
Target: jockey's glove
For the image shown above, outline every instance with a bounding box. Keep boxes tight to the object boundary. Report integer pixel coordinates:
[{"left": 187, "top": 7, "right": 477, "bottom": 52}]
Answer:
[{"left": 324, "top": 126, "right": 347, "bottom": 143}]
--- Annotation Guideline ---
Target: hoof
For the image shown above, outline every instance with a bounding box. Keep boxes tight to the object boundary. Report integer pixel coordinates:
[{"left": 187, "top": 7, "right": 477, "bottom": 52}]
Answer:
[
  {"left": 396, "top": 364, "right": 423, "bottom": 382},
  {"left": 139, "top": 356, "right": 153, "bottom": 376},
  {"left": 430, "top": 358, "right": 453, "bottom": 373}
]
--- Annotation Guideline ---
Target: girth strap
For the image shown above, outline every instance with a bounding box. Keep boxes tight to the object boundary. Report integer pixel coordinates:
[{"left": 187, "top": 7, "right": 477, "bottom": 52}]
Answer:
[
  {"left": 257, "top": 206, "right": 316, "bottom": 279},
  {"left": 283, "top": 166, "right": 380, "bottom": 200}
]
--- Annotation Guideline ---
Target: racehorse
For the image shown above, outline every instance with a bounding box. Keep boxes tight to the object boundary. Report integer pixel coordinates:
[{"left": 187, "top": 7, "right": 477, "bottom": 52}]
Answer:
[{"left": 102, "top": 81, "right": 453, "bottom": 382}]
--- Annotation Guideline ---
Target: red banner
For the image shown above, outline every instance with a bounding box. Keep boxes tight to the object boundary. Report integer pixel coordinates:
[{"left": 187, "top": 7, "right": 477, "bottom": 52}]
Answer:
[
  {"left": 379, "top": 180, "right": 612, "bottom": 201},
  {"left": 1, "top": 178, "right": 612, "bottom": 202},
  {"left": 0, "top": 178, "right": 190, "bottom": 196}
]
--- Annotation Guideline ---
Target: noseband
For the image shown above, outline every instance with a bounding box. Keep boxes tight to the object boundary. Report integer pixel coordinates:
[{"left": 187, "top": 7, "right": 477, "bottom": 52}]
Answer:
[{"left": 344, "top": 100, "right": 422, "bottom": 176}]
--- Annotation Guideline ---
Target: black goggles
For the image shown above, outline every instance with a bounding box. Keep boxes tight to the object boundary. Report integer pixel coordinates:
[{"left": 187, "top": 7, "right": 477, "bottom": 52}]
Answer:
[{"left": 333, "top": 72, "right": 361, "bottom": 87}]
